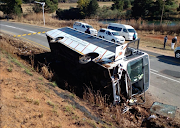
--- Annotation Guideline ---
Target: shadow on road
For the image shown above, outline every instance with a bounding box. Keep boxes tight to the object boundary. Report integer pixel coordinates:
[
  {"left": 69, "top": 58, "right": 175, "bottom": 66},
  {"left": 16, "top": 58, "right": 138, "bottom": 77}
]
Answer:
[{"left": 156, "top": 55, "right": 180, "bottom": 66}]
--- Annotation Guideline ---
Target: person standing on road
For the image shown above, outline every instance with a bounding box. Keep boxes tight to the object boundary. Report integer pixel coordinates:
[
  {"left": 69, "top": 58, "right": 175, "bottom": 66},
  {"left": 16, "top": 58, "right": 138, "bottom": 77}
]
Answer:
[
  {"left": 133, "top": 32, "right": 136, "bottom": 40},
  {"left": 164, "top": 35, "right": 168, "bottom": 49},
  {"left": 171, "top": 36, "right": 177, "bottom": 50}
]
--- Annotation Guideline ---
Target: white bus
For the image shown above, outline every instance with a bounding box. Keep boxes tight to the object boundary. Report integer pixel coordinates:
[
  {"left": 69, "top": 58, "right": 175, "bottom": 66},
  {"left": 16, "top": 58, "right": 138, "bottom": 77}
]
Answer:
[
  {"left": 107, "top": 23, "right": 138, "bottom": 41},
  {"left": 46, "top": 27, "right": 149, "bottom": 104}
]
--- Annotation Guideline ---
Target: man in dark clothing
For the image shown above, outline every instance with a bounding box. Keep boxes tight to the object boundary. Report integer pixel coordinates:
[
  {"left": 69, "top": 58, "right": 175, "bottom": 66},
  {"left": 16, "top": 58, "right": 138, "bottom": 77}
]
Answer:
[
  {"left": 85, "top": 28, "right": 90, "bottom": 34},
  {"left": 164, "top": 35, "right": 168, "bottom": 49},
  {"left": 133, "top": 32, "right": 136, "bottom": 40},
  {"left": 171, "top": 36, "right": 177, "bottom": 49}
]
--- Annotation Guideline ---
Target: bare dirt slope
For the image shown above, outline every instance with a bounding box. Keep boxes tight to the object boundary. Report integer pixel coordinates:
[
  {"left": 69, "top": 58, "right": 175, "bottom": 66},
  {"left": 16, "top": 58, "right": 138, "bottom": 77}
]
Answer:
[
  {"left": 0, "top": 37, "right": 101, "bottom": 128},
  {"left": 0, "top": 34, "right": 105, "bottom": 128},
  {"left": 1, "top": 33, "right": 180, "bottom": 128}
]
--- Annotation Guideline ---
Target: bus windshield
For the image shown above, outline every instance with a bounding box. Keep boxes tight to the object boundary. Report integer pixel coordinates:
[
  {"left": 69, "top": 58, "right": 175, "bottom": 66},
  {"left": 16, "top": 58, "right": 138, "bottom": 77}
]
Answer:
[
  {"left": 86, "top": 25, "right": 93, "bottom": 29},
  {"left": 112, "top": 32, "right": 120, "bottom": 36},
  {"left": 127, "top": 58, "right": 143, "bottom": 83},
  {"left": 128, "top": 29, "right": 136, "bottom": 33}
]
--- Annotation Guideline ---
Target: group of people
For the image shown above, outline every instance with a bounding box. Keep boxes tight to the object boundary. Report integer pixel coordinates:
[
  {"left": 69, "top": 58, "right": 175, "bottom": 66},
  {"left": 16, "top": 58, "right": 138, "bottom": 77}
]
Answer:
[{"left": 164, "top": 35, "right": 177, "bottom": 50}]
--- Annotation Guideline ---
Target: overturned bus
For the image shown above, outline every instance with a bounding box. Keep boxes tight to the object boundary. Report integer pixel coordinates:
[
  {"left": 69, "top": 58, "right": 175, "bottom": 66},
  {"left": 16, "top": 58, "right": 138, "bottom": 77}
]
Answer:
[{"left": 46, "top": 27, "right": 150, "bottom": 104}]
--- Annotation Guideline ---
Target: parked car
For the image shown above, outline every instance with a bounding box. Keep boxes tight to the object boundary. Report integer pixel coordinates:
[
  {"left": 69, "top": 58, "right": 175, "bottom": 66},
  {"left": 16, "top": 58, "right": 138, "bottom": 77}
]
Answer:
[
  {"left": 73, "top": 21, "right": 97, "bottom": 36},
  {"left": 97, "top": 28, "right": 125, "bottom": 44},
  {"left": 107, "top": 23, "right": 138, "bottom": 41},
  {"left": 175, "top": 46, "right": 180, "bottom": 59}
]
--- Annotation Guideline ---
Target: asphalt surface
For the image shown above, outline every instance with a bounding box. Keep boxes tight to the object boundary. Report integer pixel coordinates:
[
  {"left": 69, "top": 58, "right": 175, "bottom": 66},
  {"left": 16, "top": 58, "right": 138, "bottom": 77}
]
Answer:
[{"left": 1, "top": 20, "right": 180, "bottom": 109}]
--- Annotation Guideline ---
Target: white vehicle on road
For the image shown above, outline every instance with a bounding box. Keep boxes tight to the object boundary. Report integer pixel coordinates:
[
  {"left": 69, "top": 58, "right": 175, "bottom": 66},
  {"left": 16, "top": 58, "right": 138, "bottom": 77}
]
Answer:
[
  {"left": 107, "top": 23, "right": 138, "bottom": 41},
  {"left": 175, "top": 46, "right": 180, "bottom": 59},
  {"left": 73, "top": 21, "right": 97, "bottom": 36},
  {"left": 97, "top": 28, "right": 125, "bottom": 44}
]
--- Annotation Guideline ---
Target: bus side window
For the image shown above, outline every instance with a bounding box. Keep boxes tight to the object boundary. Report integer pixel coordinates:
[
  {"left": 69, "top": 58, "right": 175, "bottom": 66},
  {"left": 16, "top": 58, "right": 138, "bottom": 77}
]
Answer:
[
  {"left": 117, "top": 27, "right": 122, "bottom": 31},
  {"left": 108, "top": 31, "right": 111, "bottom": 35},
  {"left": 123, "top": 29, "right": 128, "bottom": 33}
]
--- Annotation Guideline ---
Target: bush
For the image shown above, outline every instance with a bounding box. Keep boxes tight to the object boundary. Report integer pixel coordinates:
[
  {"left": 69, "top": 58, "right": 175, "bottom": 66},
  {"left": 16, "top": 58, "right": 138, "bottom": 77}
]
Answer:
[
  {"left": 96, "top": 6, "right": 125, "bottom": 20},
  {"left": 56, "top": 8, "right": 83, "bottom": 20}
]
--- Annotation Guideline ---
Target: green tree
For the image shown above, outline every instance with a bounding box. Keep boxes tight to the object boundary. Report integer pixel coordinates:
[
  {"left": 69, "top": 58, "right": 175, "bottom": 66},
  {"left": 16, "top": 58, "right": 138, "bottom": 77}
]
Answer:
[
  {"left": 132, "top": 0, "right": 178, "bottom": 20},
  {"left": 160, "top": 0, "right": 178, "bottom": 18},
  {"left": 33, "top": 0, "right": 58, "bottom": 13},
  {"left": 77, "top": 0, "right": 90, "bottom": 17},
  {"left": 111, "top": 0, "right": 124, "bottom": 11},
  {"left": 87, "top": 0, "right": 99, "bottom": 17},
  {"left": 131, "top": 0, "right": 153, "bottom": 19},
  {"left": 0, "top": 0, "right": 22, "bottom": 15},
  {"left": 22, "top": 0, "right": 34, "bottom": 3},
  {"left": 123, "top": 0, "right": 131, "bottom": 9}
]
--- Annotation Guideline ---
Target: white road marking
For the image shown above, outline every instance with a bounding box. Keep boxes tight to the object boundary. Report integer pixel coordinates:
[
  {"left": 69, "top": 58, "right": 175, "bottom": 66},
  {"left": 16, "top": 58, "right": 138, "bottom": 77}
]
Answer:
[
  {"left": 150, "top": 70, "right": 180, "bottom": 84},
  {"left": 150, "top": 69, "right": 158, "bottom": 72},
  {"left": 0, "top": 24, "right": 46, "bottom": 37}
]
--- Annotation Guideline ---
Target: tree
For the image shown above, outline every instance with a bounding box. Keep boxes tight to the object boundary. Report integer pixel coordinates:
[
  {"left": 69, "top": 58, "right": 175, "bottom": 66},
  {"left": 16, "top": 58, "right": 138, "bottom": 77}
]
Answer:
[
  {"left": 123, "top": 0, "right": 131, "bottom": 9},
  {"left": 33, "top": 0, "right": 58, "bottom": 13},
  {"left": 22, "top": 0, "right": 34, "bottom": 3},
  {"left": 161, "top": 0, "right": 178, "bottom": 18},
  {"left": 56, "top": 8, "right": 83, "bottom": 19},
  {"left": 87, "top": 0, "right": 99, "bottom": 17},
  {"left": 131, "top": 0, "right": 178, "bottom": 20},
  {"left": 131, "top": 0, "right": 154, "bottom": 19},
  {"left": 111, "top": 0, "right": 124, "bottom": 11},
  {"left": 77, "top": 0, "right": 90, "bottom": 17},
  {"left": 0, "top": 0, "right": 22, "bottom": 16}
]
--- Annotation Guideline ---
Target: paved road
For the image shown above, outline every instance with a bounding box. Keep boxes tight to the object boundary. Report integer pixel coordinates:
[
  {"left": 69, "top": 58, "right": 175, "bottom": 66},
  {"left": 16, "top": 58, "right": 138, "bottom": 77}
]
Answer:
[{"left": 1, "top": 21, "right": 180, "bottom": 109}]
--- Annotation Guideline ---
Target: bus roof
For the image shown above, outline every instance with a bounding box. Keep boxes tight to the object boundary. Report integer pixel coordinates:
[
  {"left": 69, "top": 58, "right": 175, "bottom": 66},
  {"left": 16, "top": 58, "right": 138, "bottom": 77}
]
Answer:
[{"left": 46, "top": 27, "right": 121, "bottom": 59}]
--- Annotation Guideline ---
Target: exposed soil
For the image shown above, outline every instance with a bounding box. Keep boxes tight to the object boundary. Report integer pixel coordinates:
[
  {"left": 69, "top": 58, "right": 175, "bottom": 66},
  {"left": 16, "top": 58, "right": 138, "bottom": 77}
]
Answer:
[{"left": 1, "top": 32, "right": 180, "bottom": 128}]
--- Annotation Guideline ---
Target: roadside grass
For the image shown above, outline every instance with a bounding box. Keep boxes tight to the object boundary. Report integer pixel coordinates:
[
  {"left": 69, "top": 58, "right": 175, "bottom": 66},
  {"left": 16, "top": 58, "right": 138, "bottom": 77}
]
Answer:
[
  {"left": 139, "top": 33, "right": 176, "bottom": 56},
  {"left": 0, "top": 35, "right": 34, "bottom": 76},
  {"left": 34, "top": 100, "right": 40, "bottom": 105},
  {"left": 11, "top": 56, "right": 33, "bottom": 76},
  {"left": 7, "top": 59, "right": 13, "bottom": 72},
  {"left": 21, "top": 2, "right": 113, "bottom": 12},
  {"left": 41, "top": 65, "right": 53, "bottom": 80},
  {"left": 25, "top": 97, "right": 34, "bottom": 103},
  {"left": 38, "top": 77, "right": 43, "bottom": 81},
  {"left": 47, "top": 100, "right": 55, "bottom": 108},
  {"left": 47, "top": 100, "right": 59, "bottom": 116},
  {"left": 49, "top": 81, "right": 57, "bottom": 87}
]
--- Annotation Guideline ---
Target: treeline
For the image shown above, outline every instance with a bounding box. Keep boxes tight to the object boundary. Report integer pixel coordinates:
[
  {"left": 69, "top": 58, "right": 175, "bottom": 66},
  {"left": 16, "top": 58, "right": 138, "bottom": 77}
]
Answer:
[
  {"left": 56, "top": 0, "right": 180, "bottom": 21},
  {"left": 0, "top": 0, "right": 180, "bottom": 21},
  {"left": 22, "top": 0, "right": 113, "bottom": 3}
]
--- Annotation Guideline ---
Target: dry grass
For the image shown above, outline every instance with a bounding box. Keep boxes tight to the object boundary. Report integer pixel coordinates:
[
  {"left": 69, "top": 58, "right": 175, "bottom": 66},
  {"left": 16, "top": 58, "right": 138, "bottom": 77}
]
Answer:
[
  {"left": 41, "top": 65, "right": 53, "bottom": 80},
  {"left": 16, "top": 13, "right": 74, "bottom": 28},
  {"left": 15, "top": 13, "right": 106, "bottom": 30},
  {"left": 58, "top": 2, "right": 113, "bottom": 9},
  {"left": 21, "top": 2, "right": 113, "bottom": 11},
  {"left": 21, "top": 3, "right": 33, "bottom": 14},
  {"left": 82, "top": 87, "right": 152, "bottom": 127}
]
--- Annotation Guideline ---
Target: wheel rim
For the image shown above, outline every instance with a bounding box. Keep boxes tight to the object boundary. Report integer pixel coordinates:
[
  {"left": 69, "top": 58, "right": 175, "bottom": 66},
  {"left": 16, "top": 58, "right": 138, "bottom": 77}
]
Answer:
[
  {"left": 80, "top": 56, "right": 91, "bottom": 63},
  {"left": 176, "top": 52, "right": 180, "bottom": 58}
]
